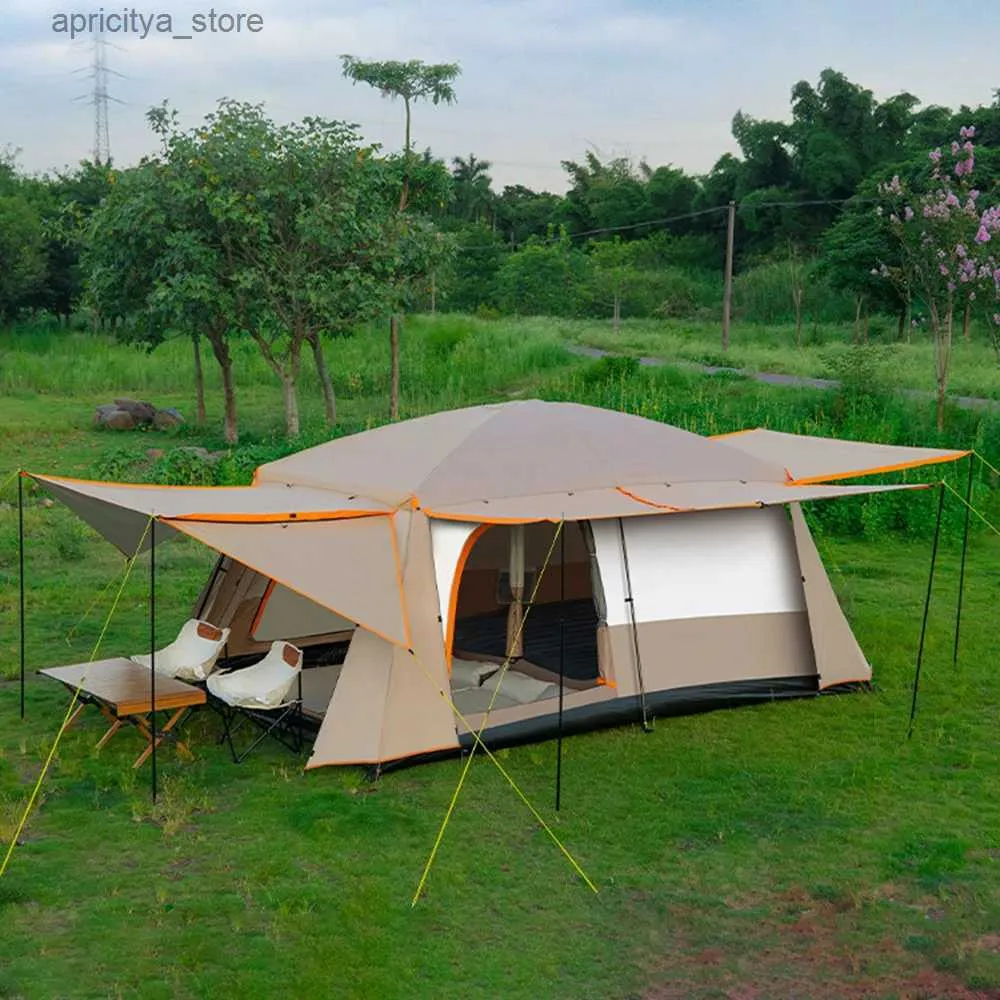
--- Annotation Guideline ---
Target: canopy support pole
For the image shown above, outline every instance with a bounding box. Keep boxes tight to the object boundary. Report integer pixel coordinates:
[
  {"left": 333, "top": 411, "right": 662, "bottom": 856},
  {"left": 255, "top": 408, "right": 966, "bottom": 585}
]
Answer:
[
  {"left": 18, "top": 471, "right": 25, "bottom": 719},
  {"left": 908, "top": 482, "right": 945, "bottom": 739},
  {"left": 506, "top": 525, "right": 525, "bottom": 660},
  {"left": 617, "top": 518, "right": 650, "bottom": 732},
  {"left": 952, "top": 453, "right": 974, "bottom": 669},
  {"left": 150, "top": 517, "right": 157, "bottom": 803},
  {"left": 556, "top": 518, "right": 565, "bottom": 812}
]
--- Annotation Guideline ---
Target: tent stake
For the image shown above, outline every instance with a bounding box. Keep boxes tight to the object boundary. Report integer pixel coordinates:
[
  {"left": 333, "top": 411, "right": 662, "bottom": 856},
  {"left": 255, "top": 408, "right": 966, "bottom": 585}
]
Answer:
[
  {"left": 18, "top": 471, "right": 25, "bottom": 720},
  {"left": 556, "top": 519, "right": 565, "bottom": 812},
  {"left": 908, "top": 482, "right": 945, "bottom": 739},
  {"left": 150, "top": 517, "right": 157, "bottom": 803},
  {"left": 952, "top": 453, "right": 974, "bottom": 669},
  {"left": 617, "top": 518, "right": 650, "bottom": 732}
]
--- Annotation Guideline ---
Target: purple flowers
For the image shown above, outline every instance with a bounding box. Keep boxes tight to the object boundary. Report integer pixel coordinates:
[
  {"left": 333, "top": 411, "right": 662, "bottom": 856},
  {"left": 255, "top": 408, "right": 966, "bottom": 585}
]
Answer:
[
  {"left": 929, "top": 149, "right": 942, "bottom": 162},
  {"left": 959, "top": 125, "right": 976, "bottom": 140}
]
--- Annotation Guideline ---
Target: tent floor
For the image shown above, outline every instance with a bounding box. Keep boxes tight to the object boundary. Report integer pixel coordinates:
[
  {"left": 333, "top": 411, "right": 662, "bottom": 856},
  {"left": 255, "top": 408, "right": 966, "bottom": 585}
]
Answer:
[{"left": 452, "top": 599, "right": 599, "bottom": 683}]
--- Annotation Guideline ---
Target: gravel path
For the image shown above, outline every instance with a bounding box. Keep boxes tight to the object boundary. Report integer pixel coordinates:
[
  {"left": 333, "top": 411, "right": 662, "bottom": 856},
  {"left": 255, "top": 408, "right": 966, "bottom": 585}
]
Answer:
[{"left": 564, "top": 343, "right": 999, "bottom": 412}]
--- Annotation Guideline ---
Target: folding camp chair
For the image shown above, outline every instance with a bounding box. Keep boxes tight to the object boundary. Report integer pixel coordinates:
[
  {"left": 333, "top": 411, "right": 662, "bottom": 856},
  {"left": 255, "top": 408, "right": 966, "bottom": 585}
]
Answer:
[
  {"left": 205, "top": 641, "right": 304, "bottom": 763},
  {"left": 131, "top": 619, "right": 230, "bottom": 682}
]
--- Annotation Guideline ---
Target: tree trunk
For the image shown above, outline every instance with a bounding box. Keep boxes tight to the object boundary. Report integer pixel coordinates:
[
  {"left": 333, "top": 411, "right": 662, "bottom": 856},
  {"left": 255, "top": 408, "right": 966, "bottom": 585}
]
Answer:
[
  {"left": 863, "top": 304, "right": 870, "bottom": 344},
  {"left": 390, "top": 314, "right": 401, "bottom": 421},
  {"left": 399, "top": 99, "right": 412, "bottom": 213},
  {"left": 963, "top": 301, "right": 971, "bottom": 342},
  {"left": 930, "top": 299, "right": 953, "bottom": 433},
  {"left": 191, "top": 333, "right": 206, "bottom": 426},
  {"left": 793, "top": 287, "right": 803, "bottom": 347},
  {"left": 207, "top": 331, "right": 238, "bottom": 445},
  {"left": 854, "top": 296, "right": 863, "bottom": 343},
  {"left": 282, "top": 376, "right": 300, "bottom": 438},
  {"left": 308, "top": 331, "right": 337, "bottom": 427},
  {"left": 897, "top": 306, "right": 906, "bottom": 342}
]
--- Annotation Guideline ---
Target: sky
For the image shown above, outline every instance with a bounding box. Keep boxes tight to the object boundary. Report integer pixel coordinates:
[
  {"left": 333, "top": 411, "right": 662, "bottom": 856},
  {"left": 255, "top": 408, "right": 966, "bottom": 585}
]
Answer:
[{"left": 1, "top": 0, "right": 997, "bottom": 192}]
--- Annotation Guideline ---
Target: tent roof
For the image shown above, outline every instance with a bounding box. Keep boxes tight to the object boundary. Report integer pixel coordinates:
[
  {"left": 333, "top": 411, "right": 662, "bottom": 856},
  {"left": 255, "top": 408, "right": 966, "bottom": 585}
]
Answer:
[
  {"left": 254, "top": 400, "right": 792, "bottom": 505},
  {"left": 712, "top": 429, "right": 969, "bottom": 484}
]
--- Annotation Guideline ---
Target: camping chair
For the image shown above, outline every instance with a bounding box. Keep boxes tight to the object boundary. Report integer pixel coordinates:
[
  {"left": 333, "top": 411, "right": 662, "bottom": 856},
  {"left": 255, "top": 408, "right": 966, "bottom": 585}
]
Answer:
[
  {"left": 131, "top": 619, "right": 230, "bottom": 682},
  {"left": 205, "top": 641, "right": 304, "bottom": 764}
]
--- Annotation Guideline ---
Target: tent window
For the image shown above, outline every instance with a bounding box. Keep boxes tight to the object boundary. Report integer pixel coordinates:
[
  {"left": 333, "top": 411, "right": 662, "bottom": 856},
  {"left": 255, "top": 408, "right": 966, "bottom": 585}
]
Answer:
[{"left": 450, "top": 522, "right": 604, "bottom": 687}]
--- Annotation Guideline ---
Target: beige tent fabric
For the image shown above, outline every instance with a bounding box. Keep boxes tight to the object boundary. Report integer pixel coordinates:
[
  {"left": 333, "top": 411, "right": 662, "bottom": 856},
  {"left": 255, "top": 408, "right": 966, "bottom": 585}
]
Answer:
[
  {"left": 256, "top": 400, "right": 790, "bottom": 506},
  {"left": 29, "top": 474, "right": 389, "bottom": 554},
  {"left": 307, "top": 627, "right": 394, "bottom": 766},
  {"left": 167, "top": 516, "right": 409, "bottom": 647},
  {"left": 713, "top": 429, "right": 968, "bottom": 484},
  {"left": 788, "top": 504, "right": 871, "bottom": 687},
  {"left": 424, "top": 480, "right": 926, "bottom": 522},
  {"left": 307, "top": 512, "right": 459, "bottom": 767}
]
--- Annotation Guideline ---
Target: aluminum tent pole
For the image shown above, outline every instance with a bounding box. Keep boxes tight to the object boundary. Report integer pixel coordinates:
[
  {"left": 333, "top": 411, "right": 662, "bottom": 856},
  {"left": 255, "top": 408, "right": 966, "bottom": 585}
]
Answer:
[
  {"left": 556, "top": 519, "right": 566, "bottom": 812},
  {"left": 18, "top": 472, "right": 25, "bottom": 719},
  {"left": 150, "top": 517, "right": 157, "bottom": 803},
  {"left": 617, "top": 518, "right": 650, "bottom": 732},
  {"left": 952, "top": 453, "right": 975, "bottom": 669},
  {"left": 908, "top": 483, "right": 945, "bottom": 739}
]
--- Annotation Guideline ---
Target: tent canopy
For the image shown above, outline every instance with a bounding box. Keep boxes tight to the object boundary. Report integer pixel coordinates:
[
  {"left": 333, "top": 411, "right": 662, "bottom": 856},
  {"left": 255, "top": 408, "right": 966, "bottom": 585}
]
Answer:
[{"left": 713, "top": 428, "right": 969, "bottom": 484}]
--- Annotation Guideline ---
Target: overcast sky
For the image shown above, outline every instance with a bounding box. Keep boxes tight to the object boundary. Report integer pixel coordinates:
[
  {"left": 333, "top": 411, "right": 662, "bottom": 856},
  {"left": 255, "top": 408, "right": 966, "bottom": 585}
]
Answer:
[{"left": 1, "top": 0, "right": 997, "bottom": 192}]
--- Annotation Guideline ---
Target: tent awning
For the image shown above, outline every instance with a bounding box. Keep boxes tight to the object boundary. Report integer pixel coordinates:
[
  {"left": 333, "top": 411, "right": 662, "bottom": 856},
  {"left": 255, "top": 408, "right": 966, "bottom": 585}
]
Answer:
[
  {"left": 420, "top": 480, "right": 928, "bottom": 523},
  {"left": 168, "top": 517, "right": 410, "bottom": 648},
  {"left": 711, "top": 429, "right": 969, "bottom": 484},
  {"left": 28, "top": 474, "right": 391, "bottom": 554}
]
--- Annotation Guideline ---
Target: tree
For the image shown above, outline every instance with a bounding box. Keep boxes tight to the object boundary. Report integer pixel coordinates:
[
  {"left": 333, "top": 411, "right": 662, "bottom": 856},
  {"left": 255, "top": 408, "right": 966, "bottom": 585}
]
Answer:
[
  {"left": 589, "top": 237, "right": 635, "bottom": 331},
  {"left": 451, "top": 153, "right": 494, "bottom": 223},
  {"left": 496, "top": 230, "right": 593, "bottom": 317},
  {"left": 876, "top": 128, "right": 1000, "bottom": 429},
  {"left": 0, "top": 193, "right": 46, "bottom": 325},
  {"left": 340, "top": 55, "right": 461, "bottom": 419},
  {"left": 149, "top": 99, "right": 403, "bottom": 437}
]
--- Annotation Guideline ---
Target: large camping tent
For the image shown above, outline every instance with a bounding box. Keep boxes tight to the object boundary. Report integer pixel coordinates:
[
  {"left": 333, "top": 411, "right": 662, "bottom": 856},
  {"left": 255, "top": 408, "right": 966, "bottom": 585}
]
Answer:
[{"left": 27, "top": 401, "right": 968, "bottom": 769}]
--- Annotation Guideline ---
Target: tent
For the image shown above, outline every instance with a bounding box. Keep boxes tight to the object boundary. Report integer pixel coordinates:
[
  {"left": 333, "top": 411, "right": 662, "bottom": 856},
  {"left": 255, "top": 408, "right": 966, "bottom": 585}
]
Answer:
[{"left": 26, "top": 400, "right": 968, "bottom": 769}]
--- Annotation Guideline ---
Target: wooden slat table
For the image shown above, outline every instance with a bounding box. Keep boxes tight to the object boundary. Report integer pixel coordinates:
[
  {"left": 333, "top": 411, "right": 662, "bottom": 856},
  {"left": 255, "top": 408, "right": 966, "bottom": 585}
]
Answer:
[{"left": 39, "top": 658, "right": 207, "bottom": 768}]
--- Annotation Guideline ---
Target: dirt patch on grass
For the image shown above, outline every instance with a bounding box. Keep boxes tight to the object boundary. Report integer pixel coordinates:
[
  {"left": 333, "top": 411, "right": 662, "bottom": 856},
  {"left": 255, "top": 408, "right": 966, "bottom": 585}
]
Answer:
[{"left": 642, "top": 888, "right": 1000, "bottom": 1000}]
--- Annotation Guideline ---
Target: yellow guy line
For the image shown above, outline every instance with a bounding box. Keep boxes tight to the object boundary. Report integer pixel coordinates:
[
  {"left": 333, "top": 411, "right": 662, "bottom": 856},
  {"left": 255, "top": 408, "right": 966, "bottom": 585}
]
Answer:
[
  {"left": 973, "top": 450, "right": 1000, "bottom": 482},
  {"left": 412, "top": 520, "right": 598, "bottom": 904},
  {"left": 0, "top": 469, "right": 21, "bottom": 495},
  {"left": 1, "top": 516, "right": 153, "bottom": 879},
  {"left": 941, "top": 481, "right": 1000, "bottom": 538},
  {"left": 408, "top": 645, "right": 599, "bottom": 903}
]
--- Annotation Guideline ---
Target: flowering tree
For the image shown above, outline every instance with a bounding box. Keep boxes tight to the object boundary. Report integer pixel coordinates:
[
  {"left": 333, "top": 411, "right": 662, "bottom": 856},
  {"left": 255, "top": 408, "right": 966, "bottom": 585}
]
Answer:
[{"left": 874, "top": 126, "right": 1000, "bottom": 429}]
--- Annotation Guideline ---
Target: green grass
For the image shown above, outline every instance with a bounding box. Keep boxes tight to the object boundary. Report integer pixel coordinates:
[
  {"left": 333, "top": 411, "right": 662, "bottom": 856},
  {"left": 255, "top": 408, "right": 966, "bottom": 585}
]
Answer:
[
  {"left": 550, "top": 314, "right": 1000, "bottom": 401},
  {"left": 2, "top": 314, "right": 1000, "bottom": 998}
]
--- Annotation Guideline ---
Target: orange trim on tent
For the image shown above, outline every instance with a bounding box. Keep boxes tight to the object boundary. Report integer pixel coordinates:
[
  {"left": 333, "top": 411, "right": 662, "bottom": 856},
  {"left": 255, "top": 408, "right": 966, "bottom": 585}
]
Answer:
[
  {"left": 249, "top": 579, "right": 276, "bottom": 638},
  {"left": 166, "top": 520, "right": 408, "bottom": 653},
  {"left": 788, "top": 452, "right": 970, "bottom": 486},
  {"left": 708, "top": 428, "right": 756, "bottom": 440},
  {"left": 614, "top": 486, "right": 679, "bottom": 511},
  {"left": 443, "top": 523, "right": 491, "bottom": 668},
  {"left": 387, "top": 512, "right": 414, "bottom": 652}
]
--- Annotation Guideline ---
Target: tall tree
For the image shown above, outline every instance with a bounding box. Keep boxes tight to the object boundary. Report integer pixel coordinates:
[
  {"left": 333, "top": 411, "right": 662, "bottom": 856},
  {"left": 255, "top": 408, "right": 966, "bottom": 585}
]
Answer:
[
  {"left": 451, "top": 153, "right": 494, "bottom": 222},
  {"left": 340, "top": 55, "right": 461, "bottom": 419}
]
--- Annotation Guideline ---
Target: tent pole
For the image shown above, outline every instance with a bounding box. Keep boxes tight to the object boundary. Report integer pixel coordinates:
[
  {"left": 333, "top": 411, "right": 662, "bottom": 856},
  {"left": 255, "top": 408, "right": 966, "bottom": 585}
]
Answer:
[
  {"left": 908, "top": 483, "right": 945, "bottom": 739},
  {"left": 150, "top": 517, "right": 157, "bottom": 803},
  {"left": 617, "top": 518, "right": 650, "bottom": 732},
  {"left": 556, "top": 519, "right": 565, "bottom": 812},
  {"left": 952, "top": 453, "right": 974, "bottom": 669},
  {"left": 18, "top": 471, "right": 25, "bottom": 720}
]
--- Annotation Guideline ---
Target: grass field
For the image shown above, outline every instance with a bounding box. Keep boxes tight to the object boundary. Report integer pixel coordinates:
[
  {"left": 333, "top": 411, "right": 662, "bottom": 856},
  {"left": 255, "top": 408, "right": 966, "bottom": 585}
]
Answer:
[{"left": 2, "top": 315, "right": 1000, "bottom": 999}]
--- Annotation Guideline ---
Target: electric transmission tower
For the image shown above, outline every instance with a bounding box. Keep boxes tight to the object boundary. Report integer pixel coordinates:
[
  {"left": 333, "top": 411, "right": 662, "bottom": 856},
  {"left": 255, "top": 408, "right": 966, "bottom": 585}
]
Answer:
[{"left": 74, "top": 34, "right": 125, "bottom": 165}]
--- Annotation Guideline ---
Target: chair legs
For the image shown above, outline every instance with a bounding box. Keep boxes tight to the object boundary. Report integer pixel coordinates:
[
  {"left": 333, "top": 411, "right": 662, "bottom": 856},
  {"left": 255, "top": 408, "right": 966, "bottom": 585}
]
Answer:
[{"left": 213, "top": 699, "right": 305, "bottom": 764}]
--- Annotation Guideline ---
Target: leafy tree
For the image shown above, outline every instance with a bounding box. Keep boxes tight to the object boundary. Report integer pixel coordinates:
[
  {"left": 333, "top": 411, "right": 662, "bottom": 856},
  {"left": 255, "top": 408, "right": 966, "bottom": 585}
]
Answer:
[
  {"left": 340, "top": 55, "right": 460, "bottom": 419},
  {"left": 496, "top": 230, "right": 592, "bottom": 316},
  {"left": 588, "top": 237, "right": 636, "bottom": 330},
  {"left": 437, "top": 221, "right": 508, "bottom": 312},
  {"left": 494, "top": 185, "right": 565, "bottom": 245},
  {"left": 451, "top": 153, "right": 494, "bottom": 223},
  {"left": 876, "top": 128, "right": 1000, "bottom": 429},
  {"left": 0, "top": 193, "right": 46, "bottom": 325}
]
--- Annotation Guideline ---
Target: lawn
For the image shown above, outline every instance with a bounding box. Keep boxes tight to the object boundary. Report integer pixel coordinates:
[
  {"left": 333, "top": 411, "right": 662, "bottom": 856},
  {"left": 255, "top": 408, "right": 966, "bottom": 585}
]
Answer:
[{"left": 1, "top": 315, "right": 1000, "bottom": 999}]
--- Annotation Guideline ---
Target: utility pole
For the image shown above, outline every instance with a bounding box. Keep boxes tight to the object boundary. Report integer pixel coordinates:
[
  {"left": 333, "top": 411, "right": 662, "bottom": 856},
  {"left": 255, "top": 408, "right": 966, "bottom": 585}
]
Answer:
[
  {"left": 721, "top": 199, "right": 736, "bottom": 353},
  {"left": 74, "top": 34, "right": 125, "bottom": 165}
]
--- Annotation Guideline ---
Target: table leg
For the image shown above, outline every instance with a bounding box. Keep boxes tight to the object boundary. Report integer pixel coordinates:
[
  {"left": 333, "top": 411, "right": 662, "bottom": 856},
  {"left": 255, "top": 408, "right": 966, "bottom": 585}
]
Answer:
[
  {"left": 94, "top": 704, "right": 124, "bottom": 750},
  {"left": 132, "top": 707, "right": 194, "bottom": 768}
]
